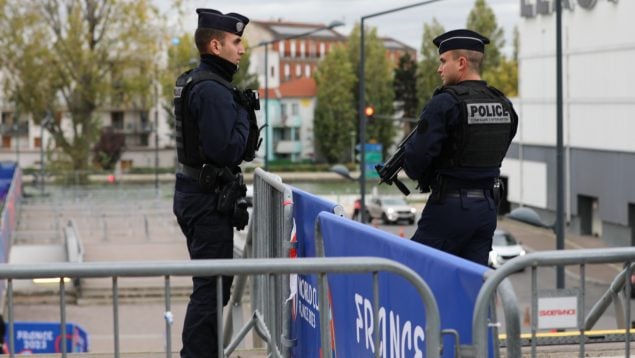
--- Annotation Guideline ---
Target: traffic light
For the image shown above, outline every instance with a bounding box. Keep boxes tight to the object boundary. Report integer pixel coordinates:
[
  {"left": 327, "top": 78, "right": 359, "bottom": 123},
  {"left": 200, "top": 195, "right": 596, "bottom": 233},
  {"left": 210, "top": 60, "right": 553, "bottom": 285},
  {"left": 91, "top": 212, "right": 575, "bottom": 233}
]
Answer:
[{"left": 364, "top": 105, "right": 375, "bottom": 119}]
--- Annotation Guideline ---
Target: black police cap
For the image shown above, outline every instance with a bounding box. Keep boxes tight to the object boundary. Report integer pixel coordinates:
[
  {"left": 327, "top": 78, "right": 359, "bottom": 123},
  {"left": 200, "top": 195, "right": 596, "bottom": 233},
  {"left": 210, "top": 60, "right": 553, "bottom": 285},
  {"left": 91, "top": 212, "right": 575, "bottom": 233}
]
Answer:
[
  {"left": 196, "top": 8, "right": 249, "bottom": 36},
  {"left": 433, "top": 29, "right": 490, "bottom": 54}
]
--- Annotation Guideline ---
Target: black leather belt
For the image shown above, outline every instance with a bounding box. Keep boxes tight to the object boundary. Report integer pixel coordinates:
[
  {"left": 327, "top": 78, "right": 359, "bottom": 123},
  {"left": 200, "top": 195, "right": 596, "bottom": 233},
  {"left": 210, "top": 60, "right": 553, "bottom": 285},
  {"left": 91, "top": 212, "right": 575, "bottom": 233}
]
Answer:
[
  {"left": 444, "top": 189, "right": 487, "bottom": 198},
  {"left": 178, "top": 163, "right": 201, "bottom": 179}
]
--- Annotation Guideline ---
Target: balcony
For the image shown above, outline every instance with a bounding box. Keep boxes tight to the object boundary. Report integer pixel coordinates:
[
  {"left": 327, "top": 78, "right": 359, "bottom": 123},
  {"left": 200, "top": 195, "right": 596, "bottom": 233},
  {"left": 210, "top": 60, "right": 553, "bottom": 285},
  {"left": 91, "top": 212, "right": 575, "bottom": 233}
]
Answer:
[
  {"left": 271, "top": 114, "right": 301, "bottom": 128},
  {"left": 113, "top": 122, "right": 153, "bottom": 135},
  {"left": 0, "top": 122, "right": 29, "bottom": 136},
  {"left": 275, "top": 140, "right": 302, "bottom": 154}
]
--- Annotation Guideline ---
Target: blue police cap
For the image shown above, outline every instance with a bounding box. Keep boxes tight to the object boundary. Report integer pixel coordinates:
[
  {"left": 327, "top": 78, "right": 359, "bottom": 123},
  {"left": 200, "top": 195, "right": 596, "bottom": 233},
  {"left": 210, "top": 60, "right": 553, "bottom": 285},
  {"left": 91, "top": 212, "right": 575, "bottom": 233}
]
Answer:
[
  {"left": 196, "top": 8, "right": 249, "bottom": 36},
  {"left": 433, "top": 29, "right": 490, "bottom": 54}
]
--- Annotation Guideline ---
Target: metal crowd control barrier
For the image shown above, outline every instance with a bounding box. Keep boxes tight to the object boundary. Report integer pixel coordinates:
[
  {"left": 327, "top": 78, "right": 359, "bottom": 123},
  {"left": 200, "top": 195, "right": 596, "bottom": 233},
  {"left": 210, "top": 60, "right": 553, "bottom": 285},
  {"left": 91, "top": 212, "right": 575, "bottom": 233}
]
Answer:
[
  {"left": 223, "top": 168, "right": 295, "bottom": 356},
  {"left": 469, "top": 247, "right": 635, "bottom": 358},
  {"left": 0, "top": 257, "right": 439, "bottom": 357}
]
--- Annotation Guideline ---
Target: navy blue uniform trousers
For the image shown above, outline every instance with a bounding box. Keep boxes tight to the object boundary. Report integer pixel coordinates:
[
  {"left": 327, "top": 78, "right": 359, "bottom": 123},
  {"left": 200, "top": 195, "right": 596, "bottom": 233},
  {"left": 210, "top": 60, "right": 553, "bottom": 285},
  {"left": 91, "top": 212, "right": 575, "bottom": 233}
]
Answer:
[
  {"left": 411, "top": 190, "right": 496, "bottom": 266},
  {"left": 174, "top": 189, "right": 234, "bottom": 358}
]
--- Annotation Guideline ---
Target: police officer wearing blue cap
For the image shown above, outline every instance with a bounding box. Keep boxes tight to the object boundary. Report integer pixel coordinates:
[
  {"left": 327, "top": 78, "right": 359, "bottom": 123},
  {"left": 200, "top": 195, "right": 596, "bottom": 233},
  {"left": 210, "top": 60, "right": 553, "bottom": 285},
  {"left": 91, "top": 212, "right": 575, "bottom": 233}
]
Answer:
[
  {"left": 173, "top": 8, "right": 261, "bottom": 358},
  {"left": 404, "top": 29, "right": 518, "bottom": 266}
]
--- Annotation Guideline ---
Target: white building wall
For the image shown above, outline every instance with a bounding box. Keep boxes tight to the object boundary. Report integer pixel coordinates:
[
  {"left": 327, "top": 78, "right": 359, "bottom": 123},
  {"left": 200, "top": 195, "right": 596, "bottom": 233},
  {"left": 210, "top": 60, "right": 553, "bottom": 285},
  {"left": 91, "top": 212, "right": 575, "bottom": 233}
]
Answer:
[
  {"left": 513, "top": 0, "right": 635, "bottom": 244},
  {"left": 517, "top": 0, "right": 635, "bottom": 152}
]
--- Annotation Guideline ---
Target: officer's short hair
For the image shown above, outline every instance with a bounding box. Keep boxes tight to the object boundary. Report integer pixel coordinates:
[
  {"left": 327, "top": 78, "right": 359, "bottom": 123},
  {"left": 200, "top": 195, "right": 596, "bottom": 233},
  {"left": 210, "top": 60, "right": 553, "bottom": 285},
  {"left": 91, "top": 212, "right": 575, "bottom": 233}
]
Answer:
[
  {"left": 452, "top": 49, "right": 484, "bottom": 74},
  {"left": 195, "top": 28, "right": 226, "bottom": 54}
]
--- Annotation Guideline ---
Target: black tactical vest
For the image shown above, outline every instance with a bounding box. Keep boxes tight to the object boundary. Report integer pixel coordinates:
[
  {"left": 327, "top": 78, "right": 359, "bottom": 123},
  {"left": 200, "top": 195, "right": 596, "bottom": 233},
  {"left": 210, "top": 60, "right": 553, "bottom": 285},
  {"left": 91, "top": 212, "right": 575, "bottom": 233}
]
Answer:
[
  {"left": 173, "top": 69, "right": 238, "bottom": 167},
  {"left": 435, "top": 83, "right": 518, "bottom": 169}
]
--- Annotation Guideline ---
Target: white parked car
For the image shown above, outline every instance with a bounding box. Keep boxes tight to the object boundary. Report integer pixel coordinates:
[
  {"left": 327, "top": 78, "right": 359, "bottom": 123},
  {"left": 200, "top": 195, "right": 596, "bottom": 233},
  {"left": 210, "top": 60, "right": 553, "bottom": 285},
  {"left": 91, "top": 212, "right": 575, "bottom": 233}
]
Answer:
[
  {"left": 488, "top": 229, "right": 526, "bottom": 269},
  {"left": 365, "top": 196, "right": 417, "bottom": 225}
]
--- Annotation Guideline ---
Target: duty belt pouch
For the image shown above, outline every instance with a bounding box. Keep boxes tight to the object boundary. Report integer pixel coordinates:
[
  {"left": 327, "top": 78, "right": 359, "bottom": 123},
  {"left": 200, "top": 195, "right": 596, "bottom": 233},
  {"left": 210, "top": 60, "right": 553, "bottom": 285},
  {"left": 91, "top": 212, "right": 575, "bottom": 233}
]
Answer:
[
  {"left": 198, "top": 164, "right": 218, "bottom": 192},
  {"left": 217, "top": 176, "right": 241, "bottom": 215}
]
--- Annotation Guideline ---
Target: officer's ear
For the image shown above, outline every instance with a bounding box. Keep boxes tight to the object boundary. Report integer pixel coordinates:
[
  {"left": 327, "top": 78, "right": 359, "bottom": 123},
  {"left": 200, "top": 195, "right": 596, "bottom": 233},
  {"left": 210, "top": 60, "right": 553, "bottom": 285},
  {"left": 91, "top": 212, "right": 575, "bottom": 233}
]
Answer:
[
  {"left": 208, "top": 33, "right": 227, "bottom": 56},
  {"left": 457, "top": 55, "right": 469, "bottom": 72},
  {"left": 209, "top": 38, "right": 222, "bottom": 56}
]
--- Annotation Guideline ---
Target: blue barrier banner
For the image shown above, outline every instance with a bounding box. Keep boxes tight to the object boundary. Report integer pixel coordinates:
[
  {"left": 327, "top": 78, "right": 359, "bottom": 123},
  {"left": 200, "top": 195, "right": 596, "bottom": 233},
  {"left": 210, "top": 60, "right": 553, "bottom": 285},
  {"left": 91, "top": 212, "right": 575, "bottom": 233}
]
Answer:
[
  {"left": 0, "top": 162, "right": 18, "bottom": 264},
  {"left": 290, "top": 187, "right": 339, "bottom": 358},
  {"left": 10, "top": 321, "right": 89, "bottom": 354},
  {"left": 317, "top": 212, "right": 490, "bottom": 358}
]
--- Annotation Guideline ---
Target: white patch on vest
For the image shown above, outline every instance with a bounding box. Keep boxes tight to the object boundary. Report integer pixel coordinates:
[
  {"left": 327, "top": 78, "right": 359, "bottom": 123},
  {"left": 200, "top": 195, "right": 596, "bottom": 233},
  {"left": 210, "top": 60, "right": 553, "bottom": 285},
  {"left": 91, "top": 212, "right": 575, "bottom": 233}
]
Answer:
[
  {"left": 466, "top": 103, "right": 511, "bottom": 124},
  {"left": 174, "top": 86, "right": 183, "bottom": 98}
]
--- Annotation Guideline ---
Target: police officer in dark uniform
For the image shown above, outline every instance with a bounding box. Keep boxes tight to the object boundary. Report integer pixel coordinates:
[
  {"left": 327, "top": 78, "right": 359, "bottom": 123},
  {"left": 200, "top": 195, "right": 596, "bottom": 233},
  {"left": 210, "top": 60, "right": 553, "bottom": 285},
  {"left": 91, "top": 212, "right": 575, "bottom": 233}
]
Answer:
[
  {"left": 173, "top": 8, "right": 261, "bottom": 358},
  {"left": 404, "top": 29, "right": 518, "bottom": 266}
]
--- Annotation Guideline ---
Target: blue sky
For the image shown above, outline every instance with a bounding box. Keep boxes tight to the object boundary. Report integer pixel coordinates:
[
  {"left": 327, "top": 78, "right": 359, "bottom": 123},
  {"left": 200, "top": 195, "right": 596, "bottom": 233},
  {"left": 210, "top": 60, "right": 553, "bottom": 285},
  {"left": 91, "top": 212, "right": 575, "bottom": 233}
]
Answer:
[{"left": 156, "top": 0, "right": 520, "bottom": 56}]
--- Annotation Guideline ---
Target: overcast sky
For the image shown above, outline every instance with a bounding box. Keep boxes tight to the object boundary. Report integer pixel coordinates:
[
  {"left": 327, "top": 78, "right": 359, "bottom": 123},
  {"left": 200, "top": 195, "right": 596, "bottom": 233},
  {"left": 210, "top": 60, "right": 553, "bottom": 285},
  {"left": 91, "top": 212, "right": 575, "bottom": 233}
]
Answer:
[{"left": 157, "top": 0, "right": 520, "bottom": 56}]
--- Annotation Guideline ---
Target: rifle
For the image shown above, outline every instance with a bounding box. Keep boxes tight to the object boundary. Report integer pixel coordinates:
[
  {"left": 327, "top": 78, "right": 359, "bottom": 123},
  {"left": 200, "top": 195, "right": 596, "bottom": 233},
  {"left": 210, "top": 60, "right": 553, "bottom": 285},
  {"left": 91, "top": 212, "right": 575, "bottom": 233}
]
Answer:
[{"left": 375, "top": 123, "right": 418, "bottom": 196}]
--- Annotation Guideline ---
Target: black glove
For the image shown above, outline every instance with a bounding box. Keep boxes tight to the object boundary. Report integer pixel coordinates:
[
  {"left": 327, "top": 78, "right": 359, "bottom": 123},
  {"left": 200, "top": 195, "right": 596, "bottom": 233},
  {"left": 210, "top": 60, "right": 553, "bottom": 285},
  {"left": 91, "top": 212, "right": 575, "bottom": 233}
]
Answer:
[{"left": 232, "top": 198, "right": 249, "bottom": 231}]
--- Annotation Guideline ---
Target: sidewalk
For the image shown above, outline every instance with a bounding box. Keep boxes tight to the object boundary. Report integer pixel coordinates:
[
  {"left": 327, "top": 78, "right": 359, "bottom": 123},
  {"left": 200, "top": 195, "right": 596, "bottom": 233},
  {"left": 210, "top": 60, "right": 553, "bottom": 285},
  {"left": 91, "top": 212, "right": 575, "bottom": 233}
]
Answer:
[{"left": 497, "top": 217, "right": 621, "bottom": 284}]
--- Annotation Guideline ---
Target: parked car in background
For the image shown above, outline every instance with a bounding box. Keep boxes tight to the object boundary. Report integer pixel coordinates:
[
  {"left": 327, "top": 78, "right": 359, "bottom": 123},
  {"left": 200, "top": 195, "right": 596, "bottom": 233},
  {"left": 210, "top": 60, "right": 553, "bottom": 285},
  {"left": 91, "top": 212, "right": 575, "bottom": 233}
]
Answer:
[
  {"left": 363, "top": 196, "right": 417, "bottom": 225},
  {"left": 488, "top": 229, "right": 526, "bottom": 269}
]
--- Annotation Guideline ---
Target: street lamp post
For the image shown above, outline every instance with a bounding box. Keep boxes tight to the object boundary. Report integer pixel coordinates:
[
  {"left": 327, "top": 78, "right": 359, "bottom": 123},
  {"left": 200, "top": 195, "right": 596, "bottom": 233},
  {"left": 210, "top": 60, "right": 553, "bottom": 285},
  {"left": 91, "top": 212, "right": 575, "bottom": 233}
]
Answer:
[
  {"left": 555, "top": 0, "right": 566, "bottom": 289},
  {"left": 40, "top": 112, "right": 52, "bottom": 196},
  {"left": 14, "top": 100, "right": 20, "bottom": 164},
  {"left": 253, "top": 20, "right": 345, "bottom": 171},
  {"left": 358, "top": 0, "right": 443, "bottom": 223},
  {"left": 154, "top": 80, "right": 160, "bottom": 195}
]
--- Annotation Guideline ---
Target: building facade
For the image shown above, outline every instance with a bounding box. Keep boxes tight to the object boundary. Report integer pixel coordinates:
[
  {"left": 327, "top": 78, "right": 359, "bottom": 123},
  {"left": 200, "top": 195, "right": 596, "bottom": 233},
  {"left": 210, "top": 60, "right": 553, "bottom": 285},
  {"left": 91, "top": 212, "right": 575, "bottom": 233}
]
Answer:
[
  {"left": 503, "top": 0, "right": 634, "bottom": 246},
  {"left": 244, "top": 20, "right": 416, "bottom": 163},
  {"left": 0, "top": 102, "right": 175, "bottom": 171},
  {"left": 244, "top": 20, "right": 346, "bottom": 162}
]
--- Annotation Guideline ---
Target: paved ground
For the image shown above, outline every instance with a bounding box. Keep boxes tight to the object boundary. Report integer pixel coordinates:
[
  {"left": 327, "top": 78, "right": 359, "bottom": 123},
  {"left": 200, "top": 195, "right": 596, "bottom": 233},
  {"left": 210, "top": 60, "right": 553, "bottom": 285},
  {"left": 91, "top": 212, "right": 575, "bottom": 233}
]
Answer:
[{"left": 497, "top": 217, "right": 623, "bottom": 284}]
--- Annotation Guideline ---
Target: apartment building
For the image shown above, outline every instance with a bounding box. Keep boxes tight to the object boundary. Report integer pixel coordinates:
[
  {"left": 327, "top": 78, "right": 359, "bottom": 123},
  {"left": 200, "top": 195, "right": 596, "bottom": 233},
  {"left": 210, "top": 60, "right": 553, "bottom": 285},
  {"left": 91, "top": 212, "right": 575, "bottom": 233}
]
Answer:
[
  {"left": 0, "top": 88, "right": 174, "bottom": 170},
  {"left": 244, "top": 20, "right": 416, "bottom": 163}
]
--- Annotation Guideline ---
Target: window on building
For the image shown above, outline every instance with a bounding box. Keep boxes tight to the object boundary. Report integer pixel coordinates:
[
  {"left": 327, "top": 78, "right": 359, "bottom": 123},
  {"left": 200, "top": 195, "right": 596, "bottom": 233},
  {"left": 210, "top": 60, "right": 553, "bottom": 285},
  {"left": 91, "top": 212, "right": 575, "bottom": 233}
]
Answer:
[
  {"left": 284, "top": 64, "right": 290, "bottom": 80},
  {"left": 270, "top": 65, "right": 275, "bottom": 78},
  {"left": 140, "top": 111, "right": 149, "bottom": 132},
  {"left": 279, "top": 41, "right": 285, "bottom": 57},
  {"left": 320, "top": 43, "right": 326, "bottom": 58},
  {"left": 112, "top": 111, "right": 124, "bottom": 130},
  {"left": 140, "top": 133, "right": 149, "bottom": 146},
  {"left": 1, "top": 112, "right": 13, "bottom": 127},
  {"left": 281, "top": 103, "right": 287, "bottom": 119},
  {"left": 295, "top": 64, "right": 302, "bottom": 78},
  {"left": 34, "top": 136, "right": 42, "bottom": 148},
  {"left": 290, "top": 40, "right": 296, "bottom": 58},
  {"left": 291, "top": 103, "right": 299, "bottom": 116},
  {"left": 305, "top": 64, "right": 311, "bottom": 78},
  {"left": 273, "top": 127, "right": 283, "bottom": 143},
  {"left": 120, "top": 159, "right": 133, "bottom": 172},
  {"left": 300, "top": 41, "right": 306, "bottom": 58},
  {"left": 309, "top": 41, "right": 316, "bottom": 57}
]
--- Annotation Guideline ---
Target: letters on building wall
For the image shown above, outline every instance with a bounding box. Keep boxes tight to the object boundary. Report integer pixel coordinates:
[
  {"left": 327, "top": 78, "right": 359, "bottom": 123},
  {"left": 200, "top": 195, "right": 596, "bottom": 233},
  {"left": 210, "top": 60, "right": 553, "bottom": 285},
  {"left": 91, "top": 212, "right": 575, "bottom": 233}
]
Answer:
[{"left": 521, "top": 0, "right": 618, "bottom": 18}]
